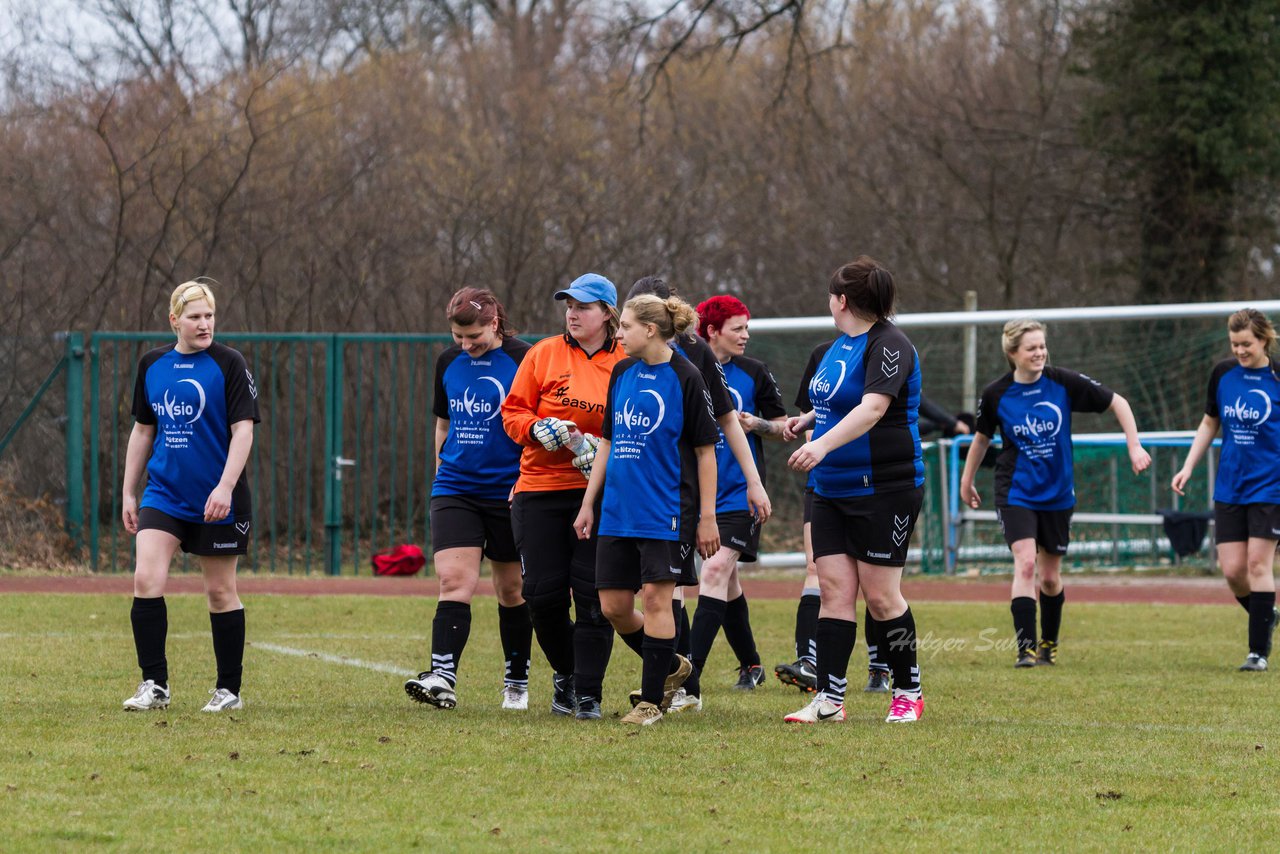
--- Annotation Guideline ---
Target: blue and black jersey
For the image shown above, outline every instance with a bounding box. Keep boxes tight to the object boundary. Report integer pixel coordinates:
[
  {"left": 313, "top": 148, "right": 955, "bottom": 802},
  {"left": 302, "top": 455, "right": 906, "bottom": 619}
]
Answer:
[
  {"left": 795, "top": 343, "right": 829, "bottom": 492},
  {"left": 1205, "top": 358, "right": 1280, "bottom": 504},
  {"left": 975, "top": 365, "right": 1114, "bottom": 511},
  {"left": 672, "top": 332, "right": 735, "bottom": 418},
  {"left": 600, "top": 356, "right": 720, "bottom": 541},
  {"left": 432, "top": 337, "right": 531, "bottom": 500},
  {"left": 714, "top": 355, "right": 786, "bottom": 512},
  {"left": 806, "top": 322, "right": 924, "bottom": 498},
  {"left": 131, "top": 342, "right": 261, "bottom": 524}
]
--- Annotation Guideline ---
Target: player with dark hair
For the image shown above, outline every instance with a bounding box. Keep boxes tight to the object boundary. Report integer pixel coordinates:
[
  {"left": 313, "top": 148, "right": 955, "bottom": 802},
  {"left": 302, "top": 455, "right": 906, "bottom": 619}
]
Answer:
[
  {"left": 572, "top": 294, "right": 720, "bottom": 726},
  {"left": 121, "top": 279, "right": 260, "bottom": 713},
  {"left": 500, "top": 274, "right": 625, "bottom": 719},
  {"left": 404, "top": 288, "right": 534, "bottom": 710},
  {"left": 777, "top": 344, "right": 894, "bottom": 697},
  {"left": 960, "top": 318, "right": 1150, "bottom": 668},
  {"left": 626, "top": 276, "right": 772, "bottom": 691},
  {"left": 674, "top": 295, "right": 787, "bottom": 711},
  {"left": 1173, "top": 308, "right": 1280, "bottom": 671},
  {"left": 783, "top": 255, "right": 927, "bottom": 724}
]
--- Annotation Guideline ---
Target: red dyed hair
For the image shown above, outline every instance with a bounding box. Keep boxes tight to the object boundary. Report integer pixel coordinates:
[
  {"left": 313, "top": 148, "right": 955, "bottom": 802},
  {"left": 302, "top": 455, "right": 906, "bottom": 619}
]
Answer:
[{"left": 696, "top": 295, "right": 750, "bottom": 340}]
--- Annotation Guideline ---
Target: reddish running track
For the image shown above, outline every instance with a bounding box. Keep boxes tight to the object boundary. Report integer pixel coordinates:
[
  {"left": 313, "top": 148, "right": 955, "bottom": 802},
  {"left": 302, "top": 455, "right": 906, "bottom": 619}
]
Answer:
[{"left": 0, "top": 573, "right": 1234, "bottom": 605}]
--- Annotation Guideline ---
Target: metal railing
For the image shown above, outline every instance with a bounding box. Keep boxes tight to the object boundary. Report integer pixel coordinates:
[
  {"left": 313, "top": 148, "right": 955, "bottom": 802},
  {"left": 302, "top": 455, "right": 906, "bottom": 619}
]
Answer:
[
  {"left": 79, "top": 332, "right": 455, "bottom": 575},
  {"left": 4, "top": 296, "right": 1262, "bottom": 574},
  {"left": 942, "top": 432, "right": 1220, "bottom": 574}
]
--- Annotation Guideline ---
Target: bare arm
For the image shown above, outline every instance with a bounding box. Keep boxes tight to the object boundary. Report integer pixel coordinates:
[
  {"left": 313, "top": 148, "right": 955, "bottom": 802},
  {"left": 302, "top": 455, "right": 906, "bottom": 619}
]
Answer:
[
  {"left": 1108, "top": 393, "right": 1152, "bottom": 474},
  {"left": 204, "top": 420, "right": 255, "bottom": 522},
  {"left": 121, "top": 423, "right": 156, "bottom": 534},
  {"left": 788, "top": 394, "right": 891, "bottom": 473},
  {"left": 959, "top": 432, "right": 993, "bottom": 509},
  {"left": 738, "top": 412, "right": 788, "bottom": 441},
  {"left": 433, "top": 418, "right": 448, "bottom": 472},
  {"left": 573, "top": 438, "right": 610, "bottom": 539},
  {"left": 1172, "top": 415, "right": 1220, "bottom": 495},
  {"left": 695, "top": 443, "right": 720, "bottom": 558},
  {"left": 719, "top": 411, "right": 771, "bottom": 522}
]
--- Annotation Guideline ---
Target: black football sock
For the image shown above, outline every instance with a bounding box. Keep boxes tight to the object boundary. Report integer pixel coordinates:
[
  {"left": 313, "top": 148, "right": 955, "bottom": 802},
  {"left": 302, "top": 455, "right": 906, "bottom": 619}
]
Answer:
[
  {"left": 498, "top": 603, "right": 533, "bottom": 688},
  {"left": 795, "top": 591, "right": 821, "bottom": 665},
  {"left": 815, "top": 617, "right": 856, "bottom": 704},
  {"left": 430, "top": 601, "right": 472, "bottom": 686},
  {"left": 1237, "top": 595, "right": 1251, "bottom": 612},
  {"left": 209, "top": 608, "right": 246, "bottom": 695},
  {"left": 1039, "top": 589, "right": 1065, "bottom": 645},
  {"left": 673, "top": 600, "right": 692, "bottom": 658},
  {"left": 686, "top": 596, "right": 727, "bottom": 697},
  {"left": 880, "top": 608, "right": 921, "bottom": 693},
  {"left": 1249, "top": 591, "right": 1277, "bottom": 656},
  {"left": 683, "top": 667, "right": 702, "bottom": 698},
  {"left": 131, "top": 596, "right": 169, "bottom": 687},
  {"left": 641, "top": 634, "right": 676, "bottom": 706},
  {"left": 1011, "top": 596, "right": 1037, "bottom": 654},
  {"left": 619, "top": 627, "right": 645, "bottom": 657},
  {"left": 864, "top": 604, "right": 888, "bottom": 672},
  {"left": 572, "top": 599, "right": 612, "bottom": 703},
  {"left": 689, "top": 596, "right": 727, "bottom": 675},
  {"left": 722, "top": 594, "right": 760, "bottom": 669}
]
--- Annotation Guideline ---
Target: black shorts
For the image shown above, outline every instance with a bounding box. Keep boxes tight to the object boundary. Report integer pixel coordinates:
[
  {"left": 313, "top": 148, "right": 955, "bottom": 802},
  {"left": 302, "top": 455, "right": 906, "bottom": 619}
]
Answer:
[
  {"left": 429, "top": 494, "right": 519, "bottom": 562},
  {"left": 137, "top": 507, "right": 250, "bottom": 557},
  {"left": 809, "top": 487, "right": 923, "bottom": 568},
  {"left": 596, "top": 535, "right": 694, "bottom": 590},
  {"left": 802, "top": 487, "right": 815, "bottom": 525},
  {"left": 718, "top": 510, "right": 760, "bottom": 563},
  {"left": 510, "top": 489, "right": 601, "bottom": 604},
  {"left": 997, "top": 505, "right": 1072, "bottom": 554},
  {"left": 1214, "top": 502, "right": 1280, "bottom": 544}
]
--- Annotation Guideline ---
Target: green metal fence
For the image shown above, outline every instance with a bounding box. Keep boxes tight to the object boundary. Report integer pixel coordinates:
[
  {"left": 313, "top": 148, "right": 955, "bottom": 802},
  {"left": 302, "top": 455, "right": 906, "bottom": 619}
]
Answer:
[
  {"left": 7, "top": 327, "right": 1206, "bottom": 575},
  {"left": 0, "top": 328, "right": 1090, "bottom": 576},
  {"left": 58, "top": 331, "right": 956, "bottom": 575},
  {"left": 77, "top": 332, "right": 456, "bottom": 575}
]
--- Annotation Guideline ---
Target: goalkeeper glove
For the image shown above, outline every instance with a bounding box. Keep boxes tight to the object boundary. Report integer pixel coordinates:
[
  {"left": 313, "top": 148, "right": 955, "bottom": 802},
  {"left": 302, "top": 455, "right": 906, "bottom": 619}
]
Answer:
[
  {"left": 531, "top": 417, "right": 573, "bottom": 452},
  {"left": 570, "top": 433, "right": 599, "bottom": 480}
]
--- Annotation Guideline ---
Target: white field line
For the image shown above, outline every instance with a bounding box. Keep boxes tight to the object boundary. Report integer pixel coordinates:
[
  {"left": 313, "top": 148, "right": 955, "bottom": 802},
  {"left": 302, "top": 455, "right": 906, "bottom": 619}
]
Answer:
[
  {"left": 0, "top": 633, "right": 1254, "bottom": 735},
  {"left": 269, "top": 632, "right": 427, "bottom": 641},
  {"left": 252, "top": 641, "right": 414, "bottom": 677},
  {"left": 0, "top": 631, "right": 426, "bottom": 641},
  {"left": 249, "top": 644, "right": 1250, "bottom": 736},
  {"left": 0, "top": 632, "right": 208, "bottom": 640}
]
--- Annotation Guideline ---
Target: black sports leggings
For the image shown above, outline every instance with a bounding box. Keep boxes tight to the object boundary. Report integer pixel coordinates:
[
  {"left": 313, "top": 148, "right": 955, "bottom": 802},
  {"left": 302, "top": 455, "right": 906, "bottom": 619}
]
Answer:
[{"left": 511, "top": 490, "right": 612, "bottom": 699}]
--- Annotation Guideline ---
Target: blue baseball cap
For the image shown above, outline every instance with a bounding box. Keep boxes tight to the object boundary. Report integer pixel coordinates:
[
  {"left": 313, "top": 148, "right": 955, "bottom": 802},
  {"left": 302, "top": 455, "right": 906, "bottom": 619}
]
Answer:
[{"left": 554, "top": 273, "right": 617, "bottom": 308}]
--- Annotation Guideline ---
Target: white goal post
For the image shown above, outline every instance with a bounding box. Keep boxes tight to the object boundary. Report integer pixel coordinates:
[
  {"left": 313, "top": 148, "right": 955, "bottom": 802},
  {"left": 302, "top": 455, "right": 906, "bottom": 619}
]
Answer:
[
  {"left": 752, "top": 298, "right": 1280, "bottom": 417},
  {"left": 748, "top": 298, "right": 1280, "bottom": 572}
]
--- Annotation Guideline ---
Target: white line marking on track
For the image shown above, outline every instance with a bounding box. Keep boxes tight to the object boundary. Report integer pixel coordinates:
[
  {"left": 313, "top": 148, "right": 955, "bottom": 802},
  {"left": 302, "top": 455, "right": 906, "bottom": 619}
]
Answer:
[{"left": 252, "top": 641, "right": 414, "bottom": 677}]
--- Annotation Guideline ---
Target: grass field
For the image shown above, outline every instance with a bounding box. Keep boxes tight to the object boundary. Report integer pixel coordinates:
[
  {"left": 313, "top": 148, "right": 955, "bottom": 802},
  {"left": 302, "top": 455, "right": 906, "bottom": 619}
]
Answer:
[{"left": 2, "top": 591, "right": 1278, "bottom": 851}]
